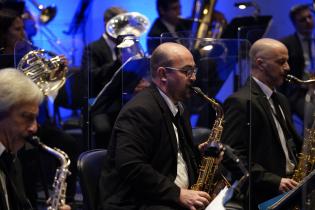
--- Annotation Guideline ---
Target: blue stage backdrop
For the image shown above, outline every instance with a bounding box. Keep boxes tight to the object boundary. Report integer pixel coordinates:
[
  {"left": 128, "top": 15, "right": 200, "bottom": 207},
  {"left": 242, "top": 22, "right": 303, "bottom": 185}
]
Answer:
[
  {"left": 26, "top": 0, "right": 311, "bottom": 67},
  {"left": 23, "top": 0, "right": 312, "bottom": 121}
]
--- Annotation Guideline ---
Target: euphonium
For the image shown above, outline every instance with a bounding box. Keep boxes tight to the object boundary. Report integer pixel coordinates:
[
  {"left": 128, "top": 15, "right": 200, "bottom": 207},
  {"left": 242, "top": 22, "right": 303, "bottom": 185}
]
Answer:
[
  {"left": 27, "top": 136, "right": 71, "bottom": 210},
  {"left": 190, "top": 86, "right": 229, "bottom": 200}
]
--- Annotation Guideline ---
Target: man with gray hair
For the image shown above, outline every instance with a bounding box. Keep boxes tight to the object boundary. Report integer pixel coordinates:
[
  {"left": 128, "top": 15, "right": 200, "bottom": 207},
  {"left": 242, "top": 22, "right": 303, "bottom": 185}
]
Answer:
[{"left": 0, "top": 68, "right": 70, "bottom": 210}]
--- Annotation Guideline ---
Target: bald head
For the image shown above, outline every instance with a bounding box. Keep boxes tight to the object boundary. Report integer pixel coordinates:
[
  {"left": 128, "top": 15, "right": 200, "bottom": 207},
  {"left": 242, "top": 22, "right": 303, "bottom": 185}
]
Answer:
[
  {"left": 250, "top": 38, "right": 287, "bottom": 66},
  {"left": 150, "top": 42, "right": 193, "bottom": 78},
  {"left": 249, "top": 38, "right": 290, "bottom": 88}
]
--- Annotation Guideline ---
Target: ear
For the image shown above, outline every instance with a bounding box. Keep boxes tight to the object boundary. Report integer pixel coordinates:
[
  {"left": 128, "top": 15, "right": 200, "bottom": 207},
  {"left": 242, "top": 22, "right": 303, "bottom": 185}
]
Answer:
[
  {"left": 256, "top": 58, "right": 265, "bottom": 70},
  {"left": 157, "top": 67, "right": 167, "bottom": 82}
]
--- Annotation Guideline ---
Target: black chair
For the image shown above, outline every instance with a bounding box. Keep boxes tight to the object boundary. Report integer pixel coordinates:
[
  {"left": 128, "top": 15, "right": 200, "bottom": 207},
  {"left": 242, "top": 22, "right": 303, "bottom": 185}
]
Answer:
[{"left": 77, "top": 149, "right": 107, "bottom": 210}]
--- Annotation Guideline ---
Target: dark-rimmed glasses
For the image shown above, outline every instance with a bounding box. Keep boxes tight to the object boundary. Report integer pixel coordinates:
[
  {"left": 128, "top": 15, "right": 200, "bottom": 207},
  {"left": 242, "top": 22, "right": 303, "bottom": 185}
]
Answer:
[{"left": 164, "top": 66, "right": 198, "bottom": 77}]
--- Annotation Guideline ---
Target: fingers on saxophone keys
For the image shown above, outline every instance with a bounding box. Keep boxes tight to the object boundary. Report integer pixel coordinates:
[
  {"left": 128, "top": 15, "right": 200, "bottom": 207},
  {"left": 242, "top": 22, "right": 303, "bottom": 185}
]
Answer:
[{"left": 196, "top": 191, "right": 210, "bottom": 207}]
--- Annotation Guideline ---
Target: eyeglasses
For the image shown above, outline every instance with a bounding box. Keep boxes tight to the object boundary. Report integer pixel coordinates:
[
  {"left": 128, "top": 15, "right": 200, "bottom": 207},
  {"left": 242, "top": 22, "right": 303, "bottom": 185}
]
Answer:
[{"left": 164, "top": 66, "right": 198, "bottom": 77}]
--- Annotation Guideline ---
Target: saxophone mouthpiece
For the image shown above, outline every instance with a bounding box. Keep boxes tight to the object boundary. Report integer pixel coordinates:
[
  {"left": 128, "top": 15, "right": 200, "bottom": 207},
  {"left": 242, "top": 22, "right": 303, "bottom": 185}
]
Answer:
[
  {"left": 25, "top": 136, "right": 44, "bottom": 148},
  {"left": 190, "top": 86, "right": 203, "bottom": 95},
  {"left": 285, "top": 74, "right": 315, "bottom": 85},
  {"left": 285, "top": 74, "right": 298, "bottom": 84}
]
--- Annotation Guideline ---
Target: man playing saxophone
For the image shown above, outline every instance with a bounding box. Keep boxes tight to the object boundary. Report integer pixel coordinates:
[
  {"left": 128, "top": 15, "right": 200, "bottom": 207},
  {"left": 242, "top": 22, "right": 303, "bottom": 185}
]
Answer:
[
  {"left": 98, "top": 42, "right": 218, "bottom": 210},
  {"left": 221, "top": 38, "right": 303, "bottom": 210},
  {"left": 0, "top": 68, "right": 71, "bottom": 210}
]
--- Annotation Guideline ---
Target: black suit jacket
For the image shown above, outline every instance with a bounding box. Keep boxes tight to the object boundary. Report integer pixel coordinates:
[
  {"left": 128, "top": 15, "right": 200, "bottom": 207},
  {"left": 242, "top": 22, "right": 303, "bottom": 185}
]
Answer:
[
  {"left": 0, "top": 154, "right": 32, "bottom": 210},
  {"left": 281, "top": 33, "right": 305, "bottom": 79},
  {"left": 81, "top": 36, "right": 121, "bottom": 98},
  {"left": 221, "top": 78, "right": 302, "bottom": 210},
  {"left": 98, "top": 84, "right": 199, "bottom": 210},
  {"left": 280, "top": 33, "right": 308, "bottom": 118},
  {"left": 146, "top": 18, "right": 191, "bottom": 54}
]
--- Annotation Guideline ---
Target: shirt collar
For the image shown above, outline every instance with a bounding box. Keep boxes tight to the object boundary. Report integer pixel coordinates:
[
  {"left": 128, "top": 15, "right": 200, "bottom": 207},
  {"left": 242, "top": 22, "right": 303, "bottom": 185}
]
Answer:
[
  {"left": 252, "top": 76, "right": 274, "bottom": 99},
  {"left": 158, "top": 88, "right": 179, "bottom": 117},
  {"left": 297, "top": 32, "right": 314, "bottom": 41},
  {"left": 103, "top": 33, "right": 116, "bottom": 49},
  {"left": 160, "top": 19, "right": 176, "bottom": 34}
]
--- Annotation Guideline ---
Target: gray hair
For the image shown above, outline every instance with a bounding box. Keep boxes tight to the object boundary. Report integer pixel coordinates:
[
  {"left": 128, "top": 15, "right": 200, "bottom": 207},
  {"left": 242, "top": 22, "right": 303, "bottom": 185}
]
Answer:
[{"left": 0, "top": 68, "right": 43, "bottom": 114}]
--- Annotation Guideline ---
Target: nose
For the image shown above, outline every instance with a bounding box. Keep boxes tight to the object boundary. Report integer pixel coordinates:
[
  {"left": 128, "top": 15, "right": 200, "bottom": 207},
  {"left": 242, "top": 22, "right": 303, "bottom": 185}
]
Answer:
[
  {"left": 284, "top": 62, "right": 290, "bottom": 73},
  {"left": 190, "top": 72, "right": 197, "bottom": 81},
  {"left": 28, "top": 120, "right": 38, "bottom": 134}
]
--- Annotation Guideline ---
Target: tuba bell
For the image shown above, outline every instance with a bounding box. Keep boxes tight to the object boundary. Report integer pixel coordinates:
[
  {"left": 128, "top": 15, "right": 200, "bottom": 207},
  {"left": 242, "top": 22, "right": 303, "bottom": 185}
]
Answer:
[
  {"left": 105, "top": 12, "right": 150, "bottom": 61},
  {"left": 17, "top": 49, "right": 68, "bottom": 96},
  {"left": 106, "top": 12, "right": 150, "bottom": 40}
]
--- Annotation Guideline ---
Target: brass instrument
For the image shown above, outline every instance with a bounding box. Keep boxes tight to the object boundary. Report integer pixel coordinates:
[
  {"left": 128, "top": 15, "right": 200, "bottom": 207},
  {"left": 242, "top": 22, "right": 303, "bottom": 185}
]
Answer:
[
  {"left": 27, "top": 136, "right": 71, "bottom": 210},
  {"left": 29, "top": 0, "right": 57, "bottom": 24},
  {"left": 191, "top": 0, "right": 227, "bottom": 39},
  {"left": 106, "top": 12, "right": 150, "bottom": 40},
  {"left": 105, "top": 12, "right": 150, "bottom": 61},
  {"left": 258, "top": 74, "right": 315, "bottom": 210},
  {"left": 17, "top": 49, "right": 68, "bottom": 96},
  {"left": 292, "top": 121, "right": 315, "bottom": 182},
  {"left": 190, "top": 86, "right": 229, "bottom": 200}
]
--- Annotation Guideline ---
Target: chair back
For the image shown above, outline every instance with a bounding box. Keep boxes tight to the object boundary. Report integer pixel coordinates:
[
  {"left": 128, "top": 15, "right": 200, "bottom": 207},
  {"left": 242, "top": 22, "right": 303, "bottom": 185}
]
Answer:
[{"left": 77, "top": 149, "right": 107, "bottom": 210}]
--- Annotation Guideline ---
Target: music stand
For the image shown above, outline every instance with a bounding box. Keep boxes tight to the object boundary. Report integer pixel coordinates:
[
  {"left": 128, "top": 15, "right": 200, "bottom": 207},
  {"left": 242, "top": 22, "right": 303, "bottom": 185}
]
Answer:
[
  {"left": 90, "top": 55, "right": 150, "bottom": 115},
  {"left": 258, "top": 169, "right": 315, "bottom": 210},
  {"left": 221, "top": 15, "right": 272, "bottom": 44}
]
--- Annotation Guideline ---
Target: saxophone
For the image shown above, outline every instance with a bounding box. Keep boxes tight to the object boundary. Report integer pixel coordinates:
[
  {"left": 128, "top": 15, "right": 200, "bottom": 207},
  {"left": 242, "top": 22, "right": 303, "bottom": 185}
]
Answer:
[
  {"left": 292, "top": 121, "right": 315, "bottom": 182},
  {"left": 26, "top": 136, "right": 71, "bottom": 210},
  {"left": 259, "top": 75, "right": 315, "bottom": 210},
  {"left": 286, "top": 74, "right": 315, "bottom": 182},
  {"left": 190, "top": 86, "right": 229, "bottom": 200}
]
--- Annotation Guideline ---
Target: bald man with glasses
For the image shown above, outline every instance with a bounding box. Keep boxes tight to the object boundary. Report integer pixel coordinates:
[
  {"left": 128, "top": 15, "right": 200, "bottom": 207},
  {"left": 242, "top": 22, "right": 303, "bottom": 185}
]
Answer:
[{"left": 98, "top": 42, "right": 211, "bottom": 210}]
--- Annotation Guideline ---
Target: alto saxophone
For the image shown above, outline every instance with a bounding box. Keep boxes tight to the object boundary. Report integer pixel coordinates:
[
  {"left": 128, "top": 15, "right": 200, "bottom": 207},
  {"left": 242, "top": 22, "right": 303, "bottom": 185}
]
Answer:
[
  {"left": 190, "top": 86, "right": 229, "bottom": 200},
  {"left": 27, "top": 136, "right": 71, "bottom": 210}
]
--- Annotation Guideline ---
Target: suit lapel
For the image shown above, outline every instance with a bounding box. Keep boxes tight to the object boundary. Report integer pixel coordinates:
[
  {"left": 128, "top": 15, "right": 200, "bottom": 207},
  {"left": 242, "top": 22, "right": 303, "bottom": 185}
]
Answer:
[
  {"left": 149, "top": 86, "right": 179, "bottom": 159},
  {"left": 250, "top": 80, "right": 282, "bottom": 143}
]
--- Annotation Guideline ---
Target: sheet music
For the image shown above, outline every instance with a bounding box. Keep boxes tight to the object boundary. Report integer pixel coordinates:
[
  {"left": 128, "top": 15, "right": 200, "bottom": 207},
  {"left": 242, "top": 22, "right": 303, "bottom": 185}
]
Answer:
[{"left": 205, "top": 186, "right": 229, "bottom": 210}]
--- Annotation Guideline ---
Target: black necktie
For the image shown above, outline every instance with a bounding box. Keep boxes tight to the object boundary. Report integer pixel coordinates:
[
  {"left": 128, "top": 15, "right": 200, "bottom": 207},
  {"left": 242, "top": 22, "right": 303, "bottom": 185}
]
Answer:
[
  {"left": 271, "top": 92, "right": 291, "bottom": 139},
  {"left": 271, "top": 92, "right": 297, "bottom": 164},
  {"left": 0, "top": 151, "right": 15, "bottom": 210},
  {"left": 172, "top": 107, "right": 197, "bottom": 184}
]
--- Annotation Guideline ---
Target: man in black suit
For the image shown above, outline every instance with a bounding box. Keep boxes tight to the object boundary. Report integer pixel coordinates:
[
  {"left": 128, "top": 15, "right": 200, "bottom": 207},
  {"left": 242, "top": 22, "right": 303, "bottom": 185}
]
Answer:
[
  {"left": 98, "top": 42, "right": 211, "bottom": 210},
  {"left": 221, "top": 38, "right": 302, "bottom": 210},
  {"left": 81, "top": 6, "right": 126, "bottom": 148},
  {"left": 280, "top": 4, "right": 315, "bottom": 125},
  {"left": 0, "top": 68, "right": 71, "bottom": 210},
  {"left": 146, "top": 0, "right": 191, "bottom": 54}
]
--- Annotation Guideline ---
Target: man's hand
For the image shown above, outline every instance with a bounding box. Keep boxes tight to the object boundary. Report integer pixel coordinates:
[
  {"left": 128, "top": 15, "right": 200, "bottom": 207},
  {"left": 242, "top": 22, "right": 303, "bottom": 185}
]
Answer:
[
  {"left": 279, "top": 178, "right": 298, "bottom": 193},
  {"left": 58, "top": 204, "right": 71, "bottom": 210},
  {"left": 179, "top": 188, "right": 211, "bottom": 210}
]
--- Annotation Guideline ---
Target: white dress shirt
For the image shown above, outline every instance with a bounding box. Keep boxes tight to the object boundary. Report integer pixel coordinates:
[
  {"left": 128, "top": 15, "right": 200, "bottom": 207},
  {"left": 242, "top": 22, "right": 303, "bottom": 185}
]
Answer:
[
  {"left": 158, "top": 88, "right": 189, "bottom": 188},
  {"left": 253, "top": 77, "right": 295, "bottom": 174}
]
